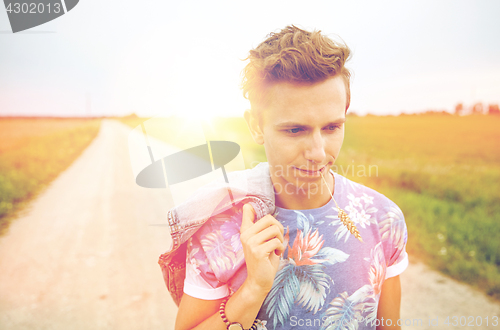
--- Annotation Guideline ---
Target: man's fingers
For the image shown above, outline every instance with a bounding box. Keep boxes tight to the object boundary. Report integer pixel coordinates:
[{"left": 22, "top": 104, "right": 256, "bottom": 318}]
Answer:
[
  {"left": 261, "top": 238, "right": 286, "bottom": 256},
  {"left": 240, "top": 203, "right": 256, "bottom": 233},
  {"left": 248, "top": 225, "right": 284, "bottom": 246}
]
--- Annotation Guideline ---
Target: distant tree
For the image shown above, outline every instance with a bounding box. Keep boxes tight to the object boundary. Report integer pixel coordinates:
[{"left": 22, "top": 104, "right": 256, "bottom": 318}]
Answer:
[
  {"left": 488, "top": 104, "right": 500, "bottom": 115},
  {"left": 422, "top": 110, "right": 451, "bottom": 116},
  {"left": 471, "top": 102, "right": 484, "bottom": 114},
  {"left": 455, "top": 103, "right": 463, "bottom": 115}
]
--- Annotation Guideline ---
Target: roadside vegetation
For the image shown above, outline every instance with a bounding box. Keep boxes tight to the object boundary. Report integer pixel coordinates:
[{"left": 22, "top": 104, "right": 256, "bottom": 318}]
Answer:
[
  {"left": 337, "top": 114, "right": 500, "bottom": 301},
  {"left": 0, "top": 118, "right": 101, "bottom": 234}
]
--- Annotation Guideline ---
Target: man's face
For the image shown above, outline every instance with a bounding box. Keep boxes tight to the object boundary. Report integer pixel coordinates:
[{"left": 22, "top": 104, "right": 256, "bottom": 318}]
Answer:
[{"left": 248, "top": 75, "right": 347, "bottom": 197}]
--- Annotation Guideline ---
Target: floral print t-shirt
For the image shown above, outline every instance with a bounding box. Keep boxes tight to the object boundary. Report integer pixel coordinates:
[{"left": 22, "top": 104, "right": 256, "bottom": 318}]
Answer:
[{"left": 183, "top": 171, "right": 408, "bottom": 330}]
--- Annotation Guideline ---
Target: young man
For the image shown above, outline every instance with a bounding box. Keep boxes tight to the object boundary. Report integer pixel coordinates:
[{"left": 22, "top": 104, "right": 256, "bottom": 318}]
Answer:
[{"left": 173, "top": 25, "right": 408, "bottom": 330}]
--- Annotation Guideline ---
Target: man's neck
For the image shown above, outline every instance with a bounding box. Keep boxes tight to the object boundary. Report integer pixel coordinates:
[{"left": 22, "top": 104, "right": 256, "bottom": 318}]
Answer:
[{"left": 273, "top": 172, "right": 334, "bottom": 210}]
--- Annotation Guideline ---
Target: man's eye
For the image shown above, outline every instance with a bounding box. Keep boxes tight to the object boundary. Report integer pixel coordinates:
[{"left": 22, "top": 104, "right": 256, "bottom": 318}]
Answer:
[
  {"left": 326, "top": 125, "right": 340, "bottom": 131},
  {"left": 287, "top": 128, "right": 302, "bottom": 134}
]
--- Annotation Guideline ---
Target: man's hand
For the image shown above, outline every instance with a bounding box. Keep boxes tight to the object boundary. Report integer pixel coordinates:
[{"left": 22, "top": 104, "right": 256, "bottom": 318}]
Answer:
[
  {"left": 239, "top": 204, "right": 285, "bottom": 294},
  {"left": 175, "top": 204, "right": 284, "bottom": 330}
]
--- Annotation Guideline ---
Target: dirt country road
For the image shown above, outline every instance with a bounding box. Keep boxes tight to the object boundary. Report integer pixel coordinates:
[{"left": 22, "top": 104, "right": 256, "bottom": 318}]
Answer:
[{"left": 0, "top": 120, "right": 499, "bottom": 329}]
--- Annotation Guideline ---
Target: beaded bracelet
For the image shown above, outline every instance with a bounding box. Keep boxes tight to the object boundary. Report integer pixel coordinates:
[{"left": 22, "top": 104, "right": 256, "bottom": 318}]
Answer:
[{"left": 219, "top": 298, "right": 258, "bottom": 330}]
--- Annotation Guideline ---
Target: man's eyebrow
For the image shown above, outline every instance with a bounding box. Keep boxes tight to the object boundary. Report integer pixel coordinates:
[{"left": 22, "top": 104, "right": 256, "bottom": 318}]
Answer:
[{"left": 275, "top": 118, "right": 346, "bottom": 127}]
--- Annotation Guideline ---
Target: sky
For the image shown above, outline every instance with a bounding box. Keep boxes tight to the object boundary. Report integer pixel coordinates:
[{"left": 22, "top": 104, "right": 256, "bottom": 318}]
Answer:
[{"left": 0, "top": 0, "right": 499, "bottom": 117}]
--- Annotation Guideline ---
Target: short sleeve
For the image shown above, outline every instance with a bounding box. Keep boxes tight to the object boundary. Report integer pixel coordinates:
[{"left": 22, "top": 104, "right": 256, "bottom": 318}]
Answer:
[
  {"left": 183, "top": 237, "right": 230, "bottom": 300},
  {"left": 379, "top": 202, "right": 409, "bottom": 279},
  {"left": 183, "top": 205, "right": 246, "bottom": 300}
]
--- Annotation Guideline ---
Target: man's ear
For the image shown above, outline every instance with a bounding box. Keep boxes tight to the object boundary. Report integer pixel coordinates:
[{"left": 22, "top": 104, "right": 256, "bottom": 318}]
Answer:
[{"left": 244, "top": 109, "right": 264, "bottom": 145}]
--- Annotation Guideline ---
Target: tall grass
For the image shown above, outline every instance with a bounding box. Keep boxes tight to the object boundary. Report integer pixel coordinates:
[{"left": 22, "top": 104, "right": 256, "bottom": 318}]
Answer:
[
  {"left": 335, "top": 114, "right": 500, "bottom": 300},
  {"left": 118, "top": 115, "right": 266, "bottom": 169},
  {"left": 0, "top": 118, "right": 102, "bottom": 234}
]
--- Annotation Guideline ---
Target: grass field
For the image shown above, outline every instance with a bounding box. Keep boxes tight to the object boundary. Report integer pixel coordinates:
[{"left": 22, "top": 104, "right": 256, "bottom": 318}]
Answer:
[
  {"left": 120, "top": 114, "right": 500, "bottom": 300},
  {"left": 119, "top": 115, "right": 265, "bottom": 168},
  {"left": 336, "top": 114, "right": 500, "bottom": 300},
  {"left": 0, "top": 118, "right": 102, "bottom": 234}
]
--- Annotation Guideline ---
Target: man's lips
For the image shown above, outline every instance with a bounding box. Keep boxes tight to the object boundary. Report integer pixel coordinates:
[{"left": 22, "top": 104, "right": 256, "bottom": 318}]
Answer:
[{"left": 294, "top": 165, "right": 328, "bottom": 174}]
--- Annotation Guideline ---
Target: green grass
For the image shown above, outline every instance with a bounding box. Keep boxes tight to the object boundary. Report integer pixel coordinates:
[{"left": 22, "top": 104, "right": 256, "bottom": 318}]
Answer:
[
  {"left": 336, "top": 114, "right": 500, "bottom": 300},
  {"left": 0, "top": 118, "right": 102, "bottom": 234},
  {"left": 118, "top": 115, "right": 267, "bottom": 169}
]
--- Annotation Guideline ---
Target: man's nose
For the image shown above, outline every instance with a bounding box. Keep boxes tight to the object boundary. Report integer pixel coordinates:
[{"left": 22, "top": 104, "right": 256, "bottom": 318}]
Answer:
[{"left": 304, "top": 131, "right": 326, "bottom": 163}]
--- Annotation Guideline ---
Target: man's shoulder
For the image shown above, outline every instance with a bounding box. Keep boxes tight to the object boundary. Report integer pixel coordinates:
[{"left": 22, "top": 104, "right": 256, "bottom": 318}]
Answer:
[{"left": 334, "top": 172, "right": 401, "bottom": 211}]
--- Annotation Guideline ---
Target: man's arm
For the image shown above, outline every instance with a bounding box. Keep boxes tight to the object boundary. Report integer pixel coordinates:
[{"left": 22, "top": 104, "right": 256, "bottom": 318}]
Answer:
[
  {"left": 175, "top": 282, "right": 268, "bottom": 330},
  {"left": 175, "top": 204, "right": 284, "bottom": 330},
  {"left": 376, "top": 275, "right": 402, "bottom": 330}
]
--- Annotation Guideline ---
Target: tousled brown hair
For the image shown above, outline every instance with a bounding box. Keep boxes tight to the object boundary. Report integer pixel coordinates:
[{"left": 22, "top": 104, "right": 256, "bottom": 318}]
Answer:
[{"left": 242, "top": 25, "right": 351, "bottom": 119}]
